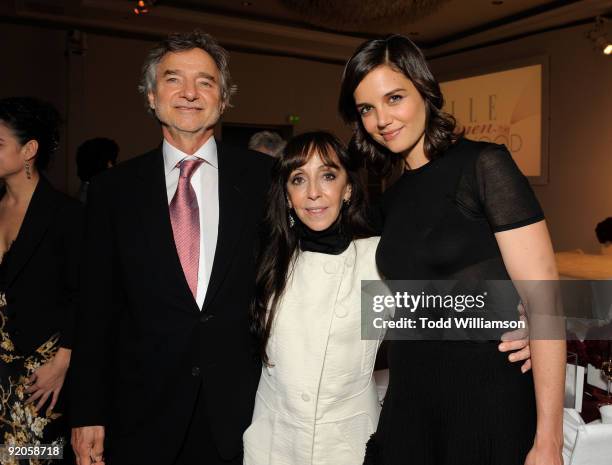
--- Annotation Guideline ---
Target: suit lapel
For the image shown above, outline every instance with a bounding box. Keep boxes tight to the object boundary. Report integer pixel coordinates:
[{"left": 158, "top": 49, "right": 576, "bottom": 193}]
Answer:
[
  {"left": 135, "top": 148, "right": 199, "bottom": 313},
  {"left": 4, "top": 177, "right": 59, "bottom": 287},
  {"left": 203, "top": 142, "right": 248, "bottom": 311}
]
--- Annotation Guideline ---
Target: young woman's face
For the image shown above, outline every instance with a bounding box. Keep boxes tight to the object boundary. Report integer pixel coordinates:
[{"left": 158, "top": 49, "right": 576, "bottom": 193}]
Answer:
[
  {"left": 353, "top": 64, "right": 427, "bottom": 155},
  {"left": 0, "top": 122, "right": 26, "bottom": 179},
  {"left": 286, "top": 150, "right": 352, "bottom": 231}
]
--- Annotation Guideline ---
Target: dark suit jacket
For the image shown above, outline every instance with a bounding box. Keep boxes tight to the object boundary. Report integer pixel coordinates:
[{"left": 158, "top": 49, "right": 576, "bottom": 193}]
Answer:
[
  {"left": 69, "top": 141, "right": 272, "bottom": 464},
  {"left": 1, "top": 176, "right": 83, "bottom": 354}
]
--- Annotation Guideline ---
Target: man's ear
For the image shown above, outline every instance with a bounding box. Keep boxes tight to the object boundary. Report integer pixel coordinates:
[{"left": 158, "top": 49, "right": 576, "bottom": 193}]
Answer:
[{"left": 147, "top": 89, "right": 156, "bottom": 110}]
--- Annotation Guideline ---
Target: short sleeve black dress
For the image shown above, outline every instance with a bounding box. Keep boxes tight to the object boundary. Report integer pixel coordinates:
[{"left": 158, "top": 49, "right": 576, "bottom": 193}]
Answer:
[{"left": 366, "top": 138, "right": 544, "bottom": 465}]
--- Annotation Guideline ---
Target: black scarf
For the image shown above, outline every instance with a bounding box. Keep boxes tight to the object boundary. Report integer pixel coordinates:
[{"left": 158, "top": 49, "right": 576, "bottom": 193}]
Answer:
[{"left": 295, "top": 214, "right": 352, "bottom": 255}]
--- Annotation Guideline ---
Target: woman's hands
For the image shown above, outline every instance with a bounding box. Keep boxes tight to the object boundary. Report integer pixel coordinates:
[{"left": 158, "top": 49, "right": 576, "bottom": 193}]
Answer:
[
  {"left": 26, "top": 347, "right": 71, "bottom": 413},
  {"left": 499, "top": 303, "right": 532, "bottom": 373},
  {"left": 499, "top": 336, "right": 532, "bottom": 373}
]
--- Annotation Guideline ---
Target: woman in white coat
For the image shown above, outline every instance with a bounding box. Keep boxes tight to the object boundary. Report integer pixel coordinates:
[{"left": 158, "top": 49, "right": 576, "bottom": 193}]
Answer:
[
  {"left": 245, "top": 131, "right": 383, "bottom": 465},
  {"left": 244, "top": 131, "right": 532, "bottom": 465}
]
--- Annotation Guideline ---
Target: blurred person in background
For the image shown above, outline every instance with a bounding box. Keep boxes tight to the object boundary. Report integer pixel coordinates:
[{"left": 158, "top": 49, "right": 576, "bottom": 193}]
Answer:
[
  {"left": 595, "top": 217, "right": 612, "bottom": 255},
  {"left": 75, "top": 137, "right": 119, "bottom": 203},
  {"left": 248, "top": 130, "right": 286, "bottom": 158}
]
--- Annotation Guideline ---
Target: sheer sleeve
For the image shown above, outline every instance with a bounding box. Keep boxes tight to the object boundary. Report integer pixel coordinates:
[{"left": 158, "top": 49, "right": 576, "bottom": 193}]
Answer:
[{"left": 457, "top": 143, "right": 544, "bottom": 232}]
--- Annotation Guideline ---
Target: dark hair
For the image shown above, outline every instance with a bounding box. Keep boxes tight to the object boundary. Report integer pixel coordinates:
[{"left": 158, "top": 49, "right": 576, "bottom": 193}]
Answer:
[
  {"left": 138, "top": 30, "right": 236, "bottom": 111},
  {"left": 0, "top": 97, "right": 61, "bottom": 171},
  {"left": 338, "top": 34, "right": 461, "bottom": 177},
  {"left": 596, "top": 218, "right": 612, "bottom": 244},
  {"left": 76, "top": 137, "right": 119, "bottom": 182},
  {"left": 251, "top": 131, "right": 375, "bottom": 365}
]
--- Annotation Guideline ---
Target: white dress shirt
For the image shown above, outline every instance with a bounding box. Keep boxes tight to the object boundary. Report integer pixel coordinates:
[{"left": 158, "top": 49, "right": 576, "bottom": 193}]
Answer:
[{"left": 163, "top": 138, "right": 219, "bottom": 309}]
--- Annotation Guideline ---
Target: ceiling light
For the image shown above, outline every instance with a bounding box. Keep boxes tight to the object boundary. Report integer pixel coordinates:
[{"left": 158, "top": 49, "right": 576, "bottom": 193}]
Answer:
[
  {"left": 587, "top": 16, "right": 611, "bottom": 56},
  {"left": 133, "top": 0, "right": 154, "bottom": 15}
]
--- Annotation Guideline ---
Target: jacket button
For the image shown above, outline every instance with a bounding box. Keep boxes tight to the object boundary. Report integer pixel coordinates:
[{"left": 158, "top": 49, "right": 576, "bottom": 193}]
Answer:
[
  {"left": 200, "top": 314, "right": 214, "bottom": 324},
  {"left": 191, "top": 366, "right": 201, "bottom": 377},
  {"left": 301, "top": 393, "right": 310, "bottom": 402}
]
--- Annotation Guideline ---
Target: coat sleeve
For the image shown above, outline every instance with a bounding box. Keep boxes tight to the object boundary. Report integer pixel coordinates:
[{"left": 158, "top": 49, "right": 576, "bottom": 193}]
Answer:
[
  {"left": 69, "top": 174, "right": 120, "bottom": 427},
  {"left": 57, "top": 199, "right": 84, "bottom": 350}
]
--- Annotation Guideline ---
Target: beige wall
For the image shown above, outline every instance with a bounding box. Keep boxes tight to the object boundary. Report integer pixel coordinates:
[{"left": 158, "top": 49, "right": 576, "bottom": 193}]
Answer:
[
  {"left": 430, "top": 23, "right": 612, "bottom": 253},
  {"left": 2, "top": 21, "right": 610, "bottom": 252}
]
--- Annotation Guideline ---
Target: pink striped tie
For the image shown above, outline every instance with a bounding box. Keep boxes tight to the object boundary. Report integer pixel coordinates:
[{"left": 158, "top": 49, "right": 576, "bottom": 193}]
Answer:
[{"left": 170, "top": 159, "right": 204, "bottom": 299}]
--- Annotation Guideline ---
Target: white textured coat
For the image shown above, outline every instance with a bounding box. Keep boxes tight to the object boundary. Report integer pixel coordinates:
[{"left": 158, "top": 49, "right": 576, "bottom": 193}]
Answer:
[{"left": 243, "top": 237, "right": 384, "bottom": 465}]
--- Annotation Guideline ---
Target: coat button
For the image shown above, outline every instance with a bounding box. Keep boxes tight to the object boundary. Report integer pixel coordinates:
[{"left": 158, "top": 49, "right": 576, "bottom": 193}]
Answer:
[
  {"left": 301, "top": 393, "right": 311, "bottom": 402},
  {"left": 324, "top": 261, "right": 340, "bottom": 274},
  {"left": 335, "top": 307, "right": 348, "bottom": 318},
  {"left": 191, "top": 366, "right": 201, "bottom": 377},
  {"left": 200, "top": 314, "right": 214, "bottom": 324},
  {"left": 345, "top": 256, "right": 355, "bottom": 267}
]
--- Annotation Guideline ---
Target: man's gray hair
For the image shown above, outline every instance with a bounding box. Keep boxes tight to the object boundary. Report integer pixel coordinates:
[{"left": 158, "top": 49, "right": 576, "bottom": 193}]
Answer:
[
  {"left": 138, "top": 30, "right": 237, "bottom": 110},
  {"left": 248, "top": 131, "right": 287, "bottom": 158}
]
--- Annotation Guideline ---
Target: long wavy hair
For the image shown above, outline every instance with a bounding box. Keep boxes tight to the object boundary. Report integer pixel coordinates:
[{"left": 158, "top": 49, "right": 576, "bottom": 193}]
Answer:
[
  {"left": 251, "top": 131, "right": 375, "bottom": 365},
  {"left": 338, "top": 34, "right": 462, "bottom": 177}
]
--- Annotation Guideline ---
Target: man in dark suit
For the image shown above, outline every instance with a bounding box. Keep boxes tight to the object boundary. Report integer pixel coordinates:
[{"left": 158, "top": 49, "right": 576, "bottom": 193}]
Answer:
[{"left": 70, "top": 30, "right": 271, "bottom": 465}]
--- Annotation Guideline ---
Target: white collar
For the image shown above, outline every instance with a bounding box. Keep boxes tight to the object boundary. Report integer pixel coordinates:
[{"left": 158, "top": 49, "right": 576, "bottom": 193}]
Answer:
[{"left": 163, "top": 137, "right": 218, "bottom": 176}]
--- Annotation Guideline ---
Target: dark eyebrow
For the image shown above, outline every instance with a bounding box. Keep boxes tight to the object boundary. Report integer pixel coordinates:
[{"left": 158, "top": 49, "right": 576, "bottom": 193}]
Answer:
[
  {"left": 196, "top": 72, "right": 216, "bottom": 81},
  {"left": 384, "top": 87, "right": 405, "bottom": 96},
  {"left": 356, "top": 87, "right": 406, "bottom": 107},
  {"left": 162, "top": 70, "right": 217, "bottom": 82}
]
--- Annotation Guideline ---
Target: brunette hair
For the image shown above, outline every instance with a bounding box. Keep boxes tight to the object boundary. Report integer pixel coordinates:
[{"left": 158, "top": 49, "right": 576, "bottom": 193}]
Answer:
[
  {"left": 251, "top": 131, "right": 374, "bottom": 365},
  {"left": 338, "top": 34, "right": 461, "bottom": 177}
]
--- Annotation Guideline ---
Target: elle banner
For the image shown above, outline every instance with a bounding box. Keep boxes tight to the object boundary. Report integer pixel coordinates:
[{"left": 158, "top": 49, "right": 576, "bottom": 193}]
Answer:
[{"left": 440, "top": 61, "right": 548, "bottom": 184}]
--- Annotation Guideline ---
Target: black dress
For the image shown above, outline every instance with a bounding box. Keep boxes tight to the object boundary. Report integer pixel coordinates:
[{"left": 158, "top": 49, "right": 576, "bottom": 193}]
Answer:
[{"left": 365, "top": 138, "right": 544, "bottom": 465}]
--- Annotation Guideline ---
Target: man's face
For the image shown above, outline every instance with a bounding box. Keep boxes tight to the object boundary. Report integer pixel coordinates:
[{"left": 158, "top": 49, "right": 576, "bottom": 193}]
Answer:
[{"left": 147, "top": 48, "right": 223, "bottom": 139}]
